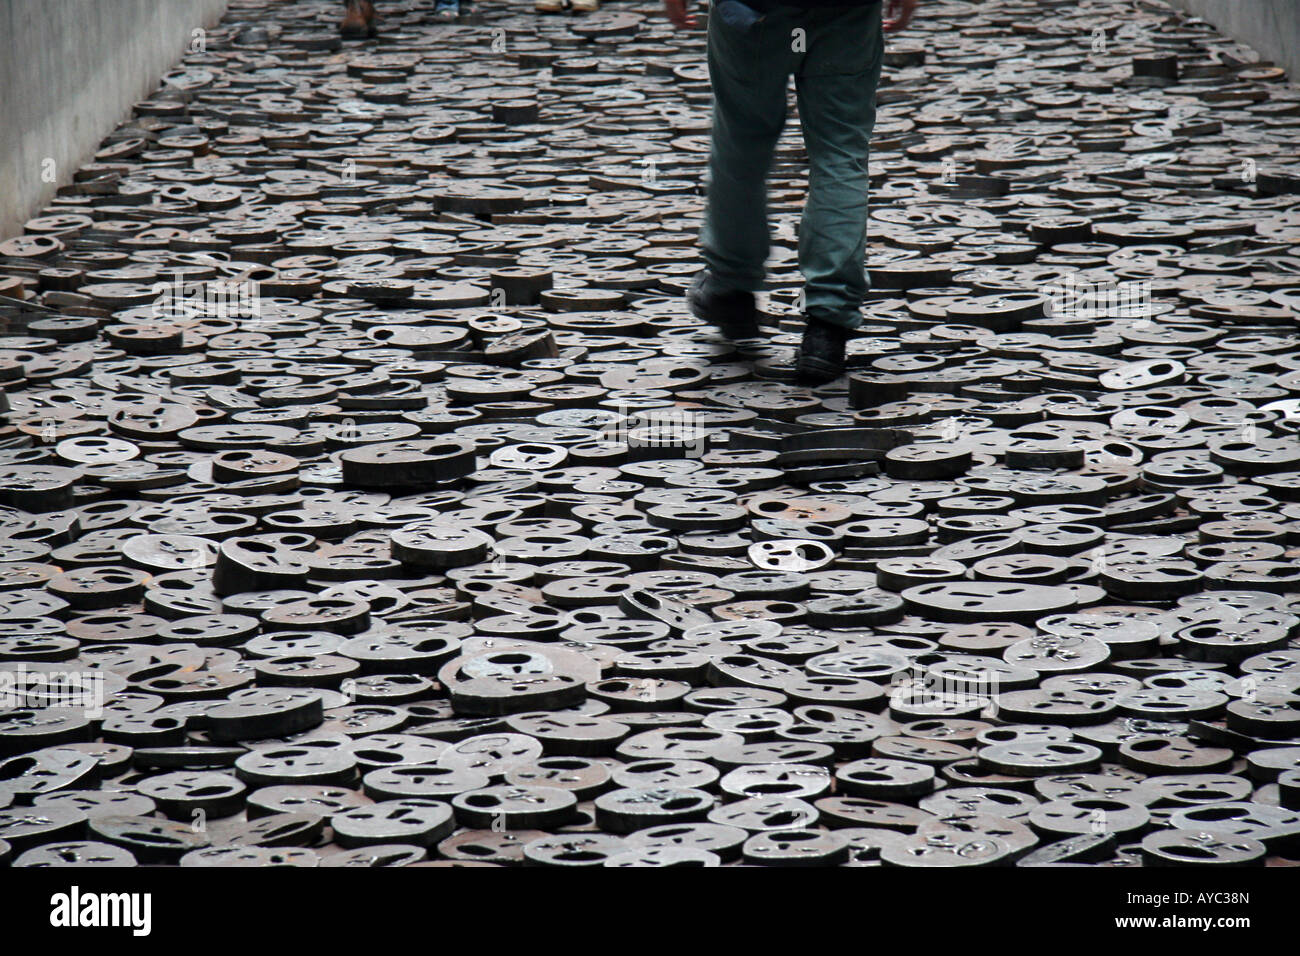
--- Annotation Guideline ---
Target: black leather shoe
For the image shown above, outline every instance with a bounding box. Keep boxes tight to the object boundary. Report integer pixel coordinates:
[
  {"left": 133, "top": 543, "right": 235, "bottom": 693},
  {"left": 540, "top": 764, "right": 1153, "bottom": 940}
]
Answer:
[
  {"left": 797, "top": 316, "right": 848, "bottom": 384},
  {"left": 688, "top": 272, "right": 760, "bottom": 341}
]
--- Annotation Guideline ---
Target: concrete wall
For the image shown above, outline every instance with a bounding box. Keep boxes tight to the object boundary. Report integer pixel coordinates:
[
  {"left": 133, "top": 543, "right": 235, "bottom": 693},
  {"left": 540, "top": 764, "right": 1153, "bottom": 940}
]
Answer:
[
  {"left": 1169, "top": 0, "right": 1300, "bottom": 83},
  {"left": 0, "top": 0, "right": 228, "bottom": 240}
]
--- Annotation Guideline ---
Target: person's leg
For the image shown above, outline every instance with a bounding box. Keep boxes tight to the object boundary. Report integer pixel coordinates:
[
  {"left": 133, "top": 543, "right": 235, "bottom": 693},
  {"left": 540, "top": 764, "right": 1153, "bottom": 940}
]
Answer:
[
  {"left": 699, "top": 7, "right": 795, "bottom": 296},
  {"left": 340, "top": 0, "right": 377, "bottom": 37},
  {"left": 792, "top": 3, "right": 884, "bottom": 329}
]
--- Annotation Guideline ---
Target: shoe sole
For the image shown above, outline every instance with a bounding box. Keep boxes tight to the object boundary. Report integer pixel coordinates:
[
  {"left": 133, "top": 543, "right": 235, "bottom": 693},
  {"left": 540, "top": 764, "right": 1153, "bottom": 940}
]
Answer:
[{"left": 796, "top": 354, "right": 843, "bottom": 384}]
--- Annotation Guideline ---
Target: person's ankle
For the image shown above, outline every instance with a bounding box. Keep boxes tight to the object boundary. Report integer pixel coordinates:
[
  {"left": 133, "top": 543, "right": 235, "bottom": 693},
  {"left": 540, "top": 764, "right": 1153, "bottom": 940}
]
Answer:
[
  {"left": 805, "top": 314, "right": 850, "bottom": 340},
  {"left": 689, "top": 271, "right": 761, "bottom": 340},
  {"left": 797, "top": 315, "right": 850, "bottom": 383}
]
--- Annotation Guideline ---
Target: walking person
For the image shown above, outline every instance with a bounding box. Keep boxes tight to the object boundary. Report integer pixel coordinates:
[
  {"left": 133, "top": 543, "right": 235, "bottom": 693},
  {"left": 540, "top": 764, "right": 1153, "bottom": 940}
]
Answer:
[
  {"left": 340, "top": 0, "right": 464, "bottom": 37},
  {"left": 536, "top": 0, "right": 603, "bottom": 13},
  {"left": 669, "top": 0, "right": 918, "bottom": 383}
]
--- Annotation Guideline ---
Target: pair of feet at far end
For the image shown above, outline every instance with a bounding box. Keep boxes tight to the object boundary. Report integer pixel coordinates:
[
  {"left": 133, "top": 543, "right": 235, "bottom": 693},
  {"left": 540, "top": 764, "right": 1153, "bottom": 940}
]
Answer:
[
  {"left": 688, "top": 272, "right": 850, "bottom": 385},
  {"left": 341, "top": 0, "right": 461, "bottom": 37},
  {"left": 537, "top": 0, "right": 601, "bottom": 11}
]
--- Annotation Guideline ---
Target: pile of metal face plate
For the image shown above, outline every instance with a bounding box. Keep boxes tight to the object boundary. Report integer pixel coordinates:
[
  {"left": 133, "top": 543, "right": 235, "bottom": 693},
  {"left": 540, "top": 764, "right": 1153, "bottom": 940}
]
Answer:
[{"left": 0, "top": 0, "right": 1299, "bottom": 867}]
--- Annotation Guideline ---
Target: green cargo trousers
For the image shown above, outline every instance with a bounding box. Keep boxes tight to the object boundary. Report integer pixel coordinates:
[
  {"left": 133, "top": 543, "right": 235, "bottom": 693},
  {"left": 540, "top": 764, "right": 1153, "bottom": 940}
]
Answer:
[{"left": 700, "top": 1, "right": 884, "bottom": 329}]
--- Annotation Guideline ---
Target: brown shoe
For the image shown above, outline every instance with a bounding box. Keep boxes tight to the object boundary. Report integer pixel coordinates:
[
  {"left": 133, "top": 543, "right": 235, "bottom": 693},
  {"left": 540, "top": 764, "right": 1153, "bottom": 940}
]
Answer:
[{"left": 340, "top": 0, "right": 377, "bottom": 38}]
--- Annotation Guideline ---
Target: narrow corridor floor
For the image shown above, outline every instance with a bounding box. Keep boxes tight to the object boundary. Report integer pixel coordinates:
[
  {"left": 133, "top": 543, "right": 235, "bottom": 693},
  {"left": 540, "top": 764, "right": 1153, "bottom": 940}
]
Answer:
[{"left": 0, "top": 0, "right": 1298, "bottom": 867}]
